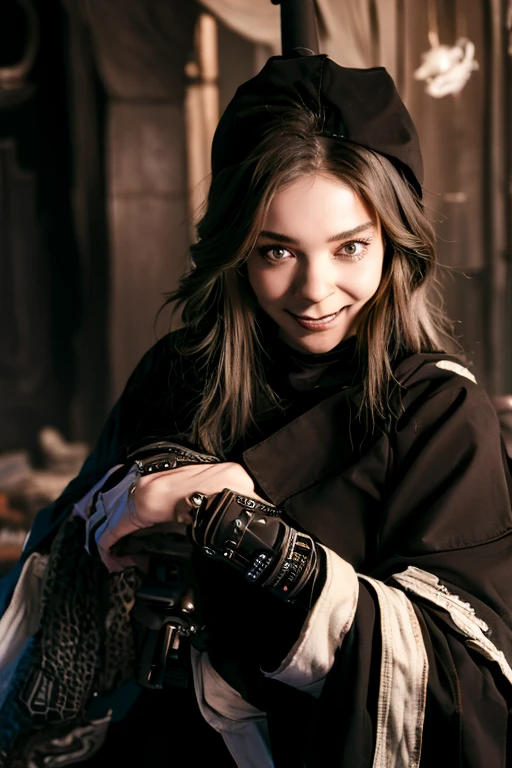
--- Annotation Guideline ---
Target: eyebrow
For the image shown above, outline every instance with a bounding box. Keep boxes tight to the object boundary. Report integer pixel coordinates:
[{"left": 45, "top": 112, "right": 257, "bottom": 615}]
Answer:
[{"left": 258, "top": 221, "right": 376, "bottom": 245}]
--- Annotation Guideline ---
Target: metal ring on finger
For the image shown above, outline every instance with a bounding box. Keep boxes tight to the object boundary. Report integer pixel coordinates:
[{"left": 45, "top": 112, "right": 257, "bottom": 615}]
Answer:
[{"left": 188, "top": 492, "right": 207, "bottom": 510}]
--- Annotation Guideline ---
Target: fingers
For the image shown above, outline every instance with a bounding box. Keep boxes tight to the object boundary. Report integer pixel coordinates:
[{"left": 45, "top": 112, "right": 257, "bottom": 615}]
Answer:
[
  {"left": 174, "top": 495, "right": 195, "bottom": 523},
  {"left": 91, "top": 459, "right": 269, "bottom": 572},
  {"left": 133, "top": 464, "right": 253, "bottom": 523}
]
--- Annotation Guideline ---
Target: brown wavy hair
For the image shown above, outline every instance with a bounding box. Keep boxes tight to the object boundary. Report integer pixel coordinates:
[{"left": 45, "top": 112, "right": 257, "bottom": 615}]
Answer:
[{"left": 165, "top": 105, "right": 457, "bottom": 456}]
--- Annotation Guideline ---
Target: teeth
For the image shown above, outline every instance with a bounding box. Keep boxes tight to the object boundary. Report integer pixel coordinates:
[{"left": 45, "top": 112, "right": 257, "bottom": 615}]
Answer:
[{"left": 298, "top": 312, "right": 337, "bottom": 322}]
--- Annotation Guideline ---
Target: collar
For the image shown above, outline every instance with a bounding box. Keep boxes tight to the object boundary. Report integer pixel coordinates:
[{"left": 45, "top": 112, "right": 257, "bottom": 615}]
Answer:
[{"left": 259, "top": 315, "right": 361, "bottom": 393}]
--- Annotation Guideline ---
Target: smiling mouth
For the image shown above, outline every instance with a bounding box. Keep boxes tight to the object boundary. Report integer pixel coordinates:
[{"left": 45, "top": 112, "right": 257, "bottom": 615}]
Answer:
[
  {"left": 288, "top": 308, "right": 345, "bottom": 321},
  {"left": 285, "top": 308, "right": 347, "bottom": 330}
]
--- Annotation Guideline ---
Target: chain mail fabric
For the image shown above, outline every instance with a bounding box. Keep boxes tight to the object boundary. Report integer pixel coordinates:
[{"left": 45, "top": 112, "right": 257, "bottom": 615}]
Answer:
[{"left": 0, "top": 514, "right": 139, "bottom": 767}]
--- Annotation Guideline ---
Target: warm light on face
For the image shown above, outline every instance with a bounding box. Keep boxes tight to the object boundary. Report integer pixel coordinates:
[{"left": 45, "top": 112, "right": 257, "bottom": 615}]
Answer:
[{"left": 246, "top": 174, "right": 385, "bottom": 354}]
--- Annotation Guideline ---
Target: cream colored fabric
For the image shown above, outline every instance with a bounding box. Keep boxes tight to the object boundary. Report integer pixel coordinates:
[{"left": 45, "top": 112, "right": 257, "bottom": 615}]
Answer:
[
  {"left": 360, "top": 576, "right": 428, "bottom": 768},
  {"left": 393, "top": 566, "right": 512, "bottom": 686},
  {"left": 0, "top": 552, "right": 49, "bottom": 705},
  {"left": 0, "top": 552, "right": 48, "bottom": 669},
  {"left": 263, "top": 544, "right": 358, "bottom": 696},
  {"left": 191, "top": 545, "right": 359, "bottom": 764},
  {"left": 199, "top": 0, "right": 398, "bottom": 76},
  {"left": 191, "top": 548, "right": 432, "bottom": 768},
  {"left": 435, "top": 360, "right": 477, "bottom": 384},
  {"left": 199, "top": 0, "right": 281, "bottom": 53},
  {"left": 191, "top": 647, "right": 274, "bottom": 767}
]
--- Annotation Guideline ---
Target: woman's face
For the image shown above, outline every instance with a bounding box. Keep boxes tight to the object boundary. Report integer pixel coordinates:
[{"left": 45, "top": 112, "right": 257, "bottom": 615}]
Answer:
[{"left": 246, "top": 174, "right": 385, "bottom": 354}]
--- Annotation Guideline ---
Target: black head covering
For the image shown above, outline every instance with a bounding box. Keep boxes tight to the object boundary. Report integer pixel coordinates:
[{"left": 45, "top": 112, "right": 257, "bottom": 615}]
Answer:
[{"left": 211, "top": 54, "right": 423, "bottom": 195}]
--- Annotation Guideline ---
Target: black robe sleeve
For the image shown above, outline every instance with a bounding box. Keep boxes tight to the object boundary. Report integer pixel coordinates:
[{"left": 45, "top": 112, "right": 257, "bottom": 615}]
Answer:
[
  {"left": 310, "top": 362, "right": 512, "bottom": 767},
  {"left": 0, "top": 332, "right": 183, "bottom": 618},
  {"left": 2, "top": 345, "right": 511, "bottom": 767}
]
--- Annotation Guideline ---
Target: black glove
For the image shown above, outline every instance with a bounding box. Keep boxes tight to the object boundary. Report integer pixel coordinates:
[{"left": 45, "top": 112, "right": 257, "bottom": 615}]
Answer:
[{"left": 190, "top": 489, "right": 325, "bottom": 612}]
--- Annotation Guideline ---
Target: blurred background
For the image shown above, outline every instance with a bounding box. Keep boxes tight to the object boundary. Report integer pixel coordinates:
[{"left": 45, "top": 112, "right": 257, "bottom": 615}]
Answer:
[{"left": 0, "top": 0, "right": 511, "bottom": 568}]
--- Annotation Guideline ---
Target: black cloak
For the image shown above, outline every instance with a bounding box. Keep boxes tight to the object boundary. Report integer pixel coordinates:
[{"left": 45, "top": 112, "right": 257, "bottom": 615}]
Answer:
[{"left": 1, "top": 329, "right": 511, "bottom": 767}]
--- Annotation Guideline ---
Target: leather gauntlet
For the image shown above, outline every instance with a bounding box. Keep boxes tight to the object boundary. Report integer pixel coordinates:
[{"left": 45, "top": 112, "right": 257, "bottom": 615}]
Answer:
[
  {"left": 128, "top": 440, "right": 220, "bottom": 474},
  {"left": 190, "top": 489, "right": 322, "bottom": 609}
]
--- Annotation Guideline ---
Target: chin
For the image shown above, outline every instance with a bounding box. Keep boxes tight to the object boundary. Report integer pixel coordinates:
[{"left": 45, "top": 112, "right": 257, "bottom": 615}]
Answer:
[{"left": 282, "top": 330, "right": 347, "bottom": 354}]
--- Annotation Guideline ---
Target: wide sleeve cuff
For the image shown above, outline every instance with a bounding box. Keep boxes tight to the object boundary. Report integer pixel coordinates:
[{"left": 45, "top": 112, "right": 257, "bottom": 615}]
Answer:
[
  {"left": 0, "top": 552, "right": 49, "bottom": 706},
  {"left": 262, "top": 544, "right": 358, "bottom": 696},
  {"left": 190, "top": 647, "right": 273, "bottom": 768}
]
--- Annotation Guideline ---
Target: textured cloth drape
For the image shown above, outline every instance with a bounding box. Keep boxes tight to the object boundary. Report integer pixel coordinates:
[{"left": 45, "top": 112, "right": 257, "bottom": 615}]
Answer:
[{"left": 199, "top": 0, "right": 398, "bottom": 77}]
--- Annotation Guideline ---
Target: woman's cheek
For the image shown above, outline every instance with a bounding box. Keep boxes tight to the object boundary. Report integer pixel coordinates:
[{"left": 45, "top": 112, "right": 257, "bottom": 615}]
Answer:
[
  {"left": 252, "top": 269, "right": 290, "bottom": 305},
  {"left": 346, "top": 258, "right": 383, "bottom": 301}
]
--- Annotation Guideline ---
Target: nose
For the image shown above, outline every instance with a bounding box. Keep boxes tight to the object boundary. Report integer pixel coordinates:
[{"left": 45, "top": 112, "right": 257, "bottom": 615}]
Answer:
[{"left": 293, "top": 257, "right": 336, "bottom": 304}]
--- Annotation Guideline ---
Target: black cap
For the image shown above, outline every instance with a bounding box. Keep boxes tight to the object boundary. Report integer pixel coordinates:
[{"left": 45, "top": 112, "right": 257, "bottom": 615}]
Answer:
[{"left": 211, "top": 54, "right": 423, "bottom": 195}]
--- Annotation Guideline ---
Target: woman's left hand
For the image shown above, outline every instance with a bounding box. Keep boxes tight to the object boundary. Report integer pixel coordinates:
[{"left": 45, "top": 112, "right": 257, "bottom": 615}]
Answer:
[{"left": 95, "top": 461, "right": 266, "bottom": 571}]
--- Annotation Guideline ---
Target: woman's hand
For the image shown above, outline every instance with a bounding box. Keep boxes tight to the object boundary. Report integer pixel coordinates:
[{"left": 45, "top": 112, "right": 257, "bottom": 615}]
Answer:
[{"left": 95, "top": 461, "right": 264, "bottom": 571}]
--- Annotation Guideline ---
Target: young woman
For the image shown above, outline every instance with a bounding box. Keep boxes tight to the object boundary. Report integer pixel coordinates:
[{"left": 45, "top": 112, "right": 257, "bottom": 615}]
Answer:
[{"left": 1, "top": 54, "right": 511, "bottom": 767}]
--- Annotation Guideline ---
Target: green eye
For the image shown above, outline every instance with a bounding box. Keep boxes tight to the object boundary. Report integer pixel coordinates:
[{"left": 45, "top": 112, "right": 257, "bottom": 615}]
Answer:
[
  {"left": 337, "top": 238, "right": 372, "bottom": 260},
  {"left": 258, "top": 246, "right": 292, "bottom": 262},
  {"left": 269, "top": 248, "right": 288, "bottom": 259}
]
